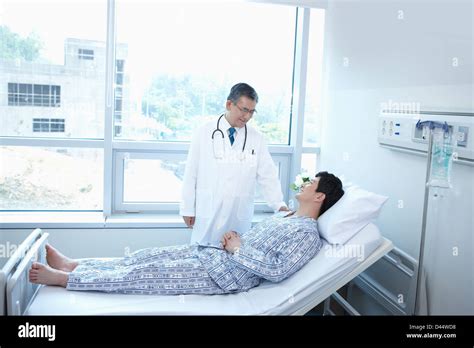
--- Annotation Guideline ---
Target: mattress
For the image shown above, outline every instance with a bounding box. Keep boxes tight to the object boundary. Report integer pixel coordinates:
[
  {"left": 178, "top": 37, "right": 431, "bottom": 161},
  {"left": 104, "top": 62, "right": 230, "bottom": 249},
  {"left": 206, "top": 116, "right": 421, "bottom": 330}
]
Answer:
[{"left": 26, "top": 223, "right": 387, "bottom": 315}]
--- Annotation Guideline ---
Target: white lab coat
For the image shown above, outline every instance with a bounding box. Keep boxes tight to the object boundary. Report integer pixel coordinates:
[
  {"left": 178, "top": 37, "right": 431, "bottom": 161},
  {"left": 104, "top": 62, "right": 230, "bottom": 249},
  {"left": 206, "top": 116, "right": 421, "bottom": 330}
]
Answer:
[{"left": 180, "top": 116, "right": 286, "bottom": 247}]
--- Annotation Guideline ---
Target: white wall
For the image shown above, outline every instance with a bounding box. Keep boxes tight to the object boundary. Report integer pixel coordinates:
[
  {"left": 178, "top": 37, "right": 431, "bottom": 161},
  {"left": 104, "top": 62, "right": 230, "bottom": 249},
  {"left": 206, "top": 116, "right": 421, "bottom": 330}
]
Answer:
[
  {"left": 0, "top": 228, "right": 192, "bottom": 261},
  {"left": 319, "top": 0, "right": 473, "bottom": 314}
]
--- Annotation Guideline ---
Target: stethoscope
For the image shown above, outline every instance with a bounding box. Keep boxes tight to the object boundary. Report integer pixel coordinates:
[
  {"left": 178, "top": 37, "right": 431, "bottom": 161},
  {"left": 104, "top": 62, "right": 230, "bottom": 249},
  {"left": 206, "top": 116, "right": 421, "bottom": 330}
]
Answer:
[{"left": 211, "top": 113, "right": 247, "bottom": 160}]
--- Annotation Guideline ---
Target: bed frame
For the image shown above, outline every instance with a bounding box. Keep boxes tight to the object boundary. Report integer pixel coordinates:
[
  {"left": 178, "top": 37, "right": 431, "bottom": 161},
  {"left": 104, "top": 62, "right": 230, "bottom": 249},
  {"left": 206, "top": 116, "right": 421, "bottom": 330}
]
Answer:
[
  {"left": 2, "top": 228, "right": 393, "bottom": 316},
  {"left": 290, "top": 238, "right": 393, "bottom": 315},
  {"left": 0, "top": 228, "right": 49, "bottom": 316}
]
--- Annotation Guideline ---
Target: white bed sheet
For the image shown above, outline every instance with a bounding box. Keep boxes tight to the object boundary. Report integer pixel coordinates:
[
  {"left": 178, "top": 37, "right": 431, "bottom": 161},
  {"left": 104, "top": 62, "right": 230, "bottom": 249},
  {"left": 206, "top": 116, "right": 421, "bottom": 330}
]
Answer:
[{"left": 26, "top": 223, "right": 385, "bottom": 315}]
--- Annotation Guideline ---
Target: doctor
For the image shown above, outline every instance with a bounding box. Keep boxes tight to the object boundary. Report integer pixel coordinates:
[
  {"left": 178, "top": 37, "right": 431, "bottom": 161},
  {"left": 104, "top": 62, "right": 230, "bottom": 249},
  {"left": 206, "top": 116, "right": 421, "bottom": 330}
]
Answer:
[{"left": 180, "top": 83, "right": 288, "bottom": 247}]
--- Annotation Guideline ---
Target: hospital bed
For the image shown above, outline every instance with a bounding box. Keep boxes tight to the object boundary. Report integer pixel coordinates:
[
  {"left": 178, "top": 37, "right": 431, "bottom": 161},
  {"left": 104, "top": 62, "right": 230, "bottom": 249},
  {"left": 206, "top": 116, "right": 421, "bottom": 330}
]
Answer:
[{"left": 2, "top": 224, "right": 392, "bottom": 315}]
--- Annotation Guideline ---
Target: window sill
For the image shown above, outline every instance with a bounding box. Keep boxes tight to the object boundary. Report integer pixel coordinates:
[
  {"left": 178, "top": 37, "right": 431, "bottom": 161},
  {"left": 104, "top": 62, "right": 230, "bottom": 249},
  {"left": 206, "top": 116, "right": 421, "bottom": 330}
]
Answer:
[
  {"left": 0, "top": 212, "right": 105, "bottom": 229},
  {"left": 0, "top": 212, "right": 273, "bottom": 229}
]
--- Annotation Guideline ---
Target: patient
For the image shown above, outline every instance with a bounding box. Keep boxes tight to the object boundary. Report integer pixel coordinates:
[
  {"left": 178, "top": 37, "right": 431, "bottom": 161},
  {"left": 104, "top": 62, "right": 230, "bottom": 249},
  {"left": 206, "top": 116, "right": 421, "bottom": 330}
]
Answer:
[{"left": 29, "top": 171, "right": 344, "bottom": 295}]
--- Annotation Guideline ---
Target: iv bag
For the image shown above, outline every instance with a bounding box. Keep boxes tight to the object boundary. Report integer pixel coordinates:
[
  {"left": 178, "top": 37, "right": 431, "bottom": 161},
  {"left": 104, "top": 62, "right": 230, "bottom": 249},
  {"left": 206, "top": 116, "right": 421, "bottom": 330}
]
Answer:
[{"left": 428, "top": 127, "right": 454, "bottom": 188}]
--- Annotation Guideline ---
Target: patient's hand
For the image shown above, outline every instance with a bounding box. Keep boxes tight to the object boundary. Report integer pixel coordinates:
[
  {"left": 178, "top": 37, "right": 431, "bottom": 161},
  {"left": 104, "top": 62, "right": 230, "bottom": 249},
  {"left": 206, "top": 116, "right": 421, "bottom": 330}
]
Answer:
[
  {"left": 221, "top": 231, "right": 236, "bottom": 246},
  {"left": 222, "top": 231, "right": 241, "bottom": 253},
  {"left": 221, "top": 231, "right": 236, "bottom": 248},
  {"left": 221, "top": 231, "right": 238, "bottom": 247}
]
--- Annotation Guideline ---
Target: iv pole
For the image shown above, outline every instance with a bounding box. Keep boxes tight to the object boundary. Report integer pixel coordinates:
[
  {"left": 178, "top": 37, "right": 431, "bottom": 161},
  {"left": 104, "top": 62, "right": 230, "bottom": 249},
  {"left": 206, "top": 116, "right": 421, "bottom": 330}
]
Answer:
[{"left": 413, "top": 120, "right": 450, "bottom": 315}]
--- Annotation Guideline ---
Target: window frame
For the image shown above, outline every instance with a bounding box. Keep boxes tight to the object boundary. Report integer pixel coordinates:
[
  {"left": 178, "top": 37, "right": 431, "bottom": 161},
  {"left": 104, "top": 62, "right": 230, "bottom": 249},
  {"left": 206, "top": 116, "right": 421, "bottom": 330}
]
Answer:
[
  {"left": 114, "top": 150, "right": 188, "bottom": 213},
  {"left": 112, "top": 146, "right": 292, "bottom": 214},
  {"left": 0, "top": 1, "right": 324, "bottom": 219}
]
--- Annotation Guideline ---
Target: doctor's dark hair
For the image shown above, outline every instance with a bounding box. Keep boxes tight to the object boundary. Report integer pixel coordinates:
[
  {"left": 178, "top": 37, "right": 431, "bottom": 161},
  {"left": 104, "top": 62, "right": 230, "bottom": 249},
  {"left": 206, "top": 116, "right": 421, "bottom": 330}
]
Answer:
[
  {"left": 227, "top": 83, "right": 259, "bottom": 104},
  {"left": 315, "top": 171, "right": 344, "bottom": 216}
]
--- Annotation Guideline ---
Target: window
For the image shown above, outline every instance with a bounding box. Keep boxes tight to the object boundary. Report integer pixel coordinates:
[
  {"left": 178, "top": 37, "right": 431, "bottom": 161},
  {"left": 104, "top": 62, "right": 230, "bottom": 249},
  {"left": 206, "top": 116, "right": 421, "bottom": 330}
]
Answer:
[
  {"left": 115, "top": 1, "right": 296, "bottom": 143},
  {"left": 0, "top": 146, "right": 103, "bottom": 210},
  {"left": 0, "top": 0, "right": 106, "bottom": 211},
  {"left": 50, "top": 119, "right": 65, "bottom": 132},
  {"left": 0, "top": 2, "right": 325, "bottom": 215},
  {"left": 18, "top": 84, "right": 32, "bottom": 106},
  {"left": 0, "top": 1, "right": 106, "bottom": 139},
  {"left": 115, "top": 86, "right": 123, "bottom": 98},
  {"left": 114, "top": 152, "right": 187, "bottom": 212},
  {"left": 78, "top": 48, "right": 94, "bottom": 60},
  {"left": 32, "top": 118, "right": 50, "bottom": 132},
  {"left": 114, "top": 99, "right": 122, "bottom": 112},
  {"left": 114, "top": 125, "right": 122, "bottom": 137},
  {"left": 33, "top": 118, "right": 65, "bottom": 133},
  {"left": 114, "top": 59, "right": 124, "bottom": 137},
  {"left": 123, "top": 157, "right": 185, "bottom": 203},
  {"left": 8, "top": 83, "right": 31, "bottom": 106},
  {"left": 7, "top": 83, "right": 19, "bottom": 105},
  {"left": 8, "top": 83, "right": 61, "bottom": 107},
  {"left": 116, "top": 59, "right": 124, "bottom": 73},
  {"left": 114, "top": 151, "right": 290, "bottom": 213}
]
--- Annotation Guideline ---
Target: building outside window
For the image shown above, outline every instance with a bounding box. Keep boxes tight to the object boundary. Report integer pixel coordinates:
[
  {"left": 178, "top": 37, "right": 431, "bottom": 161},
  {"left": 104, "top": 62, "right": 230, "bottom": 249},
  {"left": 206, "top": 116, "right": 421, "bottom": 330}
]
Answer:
[
  {"left": 8, "top": 83, "right": 61, "bottom": 107},
  {"left": 32, "top": 118, "right": 65, "bottom": 133},
  {"left": 78, "top": 48, "right": 94, "bottom": 60}
]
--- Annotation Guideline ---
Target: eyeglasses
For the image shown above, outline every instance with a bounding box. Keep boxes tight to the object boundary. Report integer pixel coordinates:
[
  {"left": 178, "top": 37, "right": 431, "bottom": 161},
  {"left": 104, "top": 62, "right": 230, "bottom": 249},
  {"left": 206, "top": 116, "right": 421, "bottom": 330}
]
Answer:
[
  {"left": 233, "top": 103, "right": 257, "bottom": 116},
  {"left": 302, "top": 179, "right": 315, "bottom": 188}
]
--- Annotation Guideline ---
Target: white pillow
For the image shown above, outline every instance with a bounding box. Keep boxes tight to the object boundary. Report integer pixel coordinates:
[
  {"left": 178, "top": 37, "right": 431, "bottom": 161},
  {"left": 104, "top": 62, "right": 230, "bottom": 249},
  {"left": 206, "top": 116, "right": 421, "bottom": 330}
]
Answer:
[{"left": 317, "top": 185, "right": 388, "bottom": 244}]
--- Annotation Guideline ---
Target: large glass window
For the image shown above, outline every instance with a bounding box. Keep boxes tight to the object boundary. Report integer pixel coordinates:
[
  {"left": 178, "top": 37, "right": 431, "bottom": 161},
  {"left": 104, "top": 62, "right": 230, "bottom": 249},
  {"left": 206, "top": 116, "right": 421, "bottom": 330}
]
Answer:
[
  {"left": 115, "top": 1, "right": 296, "bottom": 144},
  {"left": 0, "top": 0, "right": 107, "bottom": 139},
  {"left": 0, "top": 146, "right": 103, "bottom": 210},
  {"left": 0, "top": 2, "right": 325, "bottom": 215}
]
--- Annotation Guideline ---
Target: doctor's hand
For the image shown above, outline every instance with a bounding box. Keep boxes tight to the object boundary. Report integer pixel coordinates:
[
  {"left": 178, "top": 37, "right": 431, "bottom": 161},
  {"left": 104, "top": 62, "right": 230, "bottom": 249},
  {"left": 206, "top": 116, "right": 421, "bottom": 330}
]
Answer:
[
  {"left": 182, "top": 216, "right": 195, "bottom": 228},
  {"left": 279, "top": 206, "right": 290, "bottom": 212}
]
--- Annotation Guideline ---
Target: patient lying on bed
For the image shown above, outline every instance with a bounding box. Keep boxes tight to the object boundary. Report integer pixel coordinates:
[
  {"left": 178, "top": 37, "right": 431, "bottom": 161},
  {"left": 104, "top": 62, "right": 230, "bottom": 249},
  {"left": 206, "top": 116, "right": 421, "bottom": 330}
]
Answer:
[{"left": 29, "top": 172, "right": 344, "bottom": 295}]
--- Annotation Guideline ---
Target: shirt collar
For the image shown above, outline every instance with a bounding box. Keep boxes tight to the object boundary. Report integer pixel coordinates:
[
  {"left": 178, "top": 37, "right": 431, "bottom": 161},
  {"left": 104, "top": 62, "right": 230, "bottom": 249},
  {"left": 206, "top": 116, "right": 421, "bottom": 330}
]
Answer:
[{"left": 222, "top": 114, "right": 244, "bottom": 134}]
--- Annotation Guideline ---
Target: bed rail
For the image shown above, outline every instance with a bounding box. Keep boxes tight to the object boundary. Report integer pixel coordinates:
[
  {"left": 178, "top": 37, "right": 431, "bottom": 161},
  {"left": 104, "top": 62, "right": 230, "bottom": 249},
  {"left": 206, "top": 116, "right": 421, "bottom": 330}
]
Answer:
[
  {"left": 6, "top": 231, "right": 49, "bottom": 315},
  {"left": 1, "top": 228, "right": 46, "bottom": 316}
]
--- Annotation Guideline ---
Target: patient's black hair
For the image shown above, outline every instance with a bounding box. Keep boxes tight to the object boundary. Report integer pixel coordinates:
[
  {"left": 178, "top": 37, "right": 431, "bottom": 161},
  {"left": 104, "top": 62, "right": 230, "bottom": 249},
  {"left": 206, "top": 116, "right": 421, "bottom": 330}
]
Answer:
[{"left": 315, "top": 171, "right": 344, "bottom": 216}]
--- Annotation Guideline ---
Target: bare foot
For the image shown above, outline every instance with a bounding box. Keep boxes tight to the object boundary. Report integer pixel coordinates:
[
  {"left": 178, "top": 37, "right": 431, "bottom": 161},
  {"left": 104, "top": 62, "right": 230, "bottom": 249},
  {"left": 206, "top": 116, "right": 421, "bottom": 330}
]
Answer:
[
  {"left": 46, "top": 244, "right": 78, "bottom": 272},
  {"left": 29, "top": 262, "right": 69, "bottom": 287}
]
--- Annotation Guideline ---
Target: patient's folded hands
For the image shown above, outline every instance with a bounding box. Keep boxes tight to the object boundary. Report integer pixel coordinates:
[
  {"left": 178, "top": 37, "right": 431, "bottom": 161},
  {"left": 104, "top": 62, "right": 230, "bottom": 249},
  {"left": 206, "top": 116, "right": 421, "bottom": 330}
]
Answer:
[{"left": 221, "top": 231, "right": 241, "bottom": 254}]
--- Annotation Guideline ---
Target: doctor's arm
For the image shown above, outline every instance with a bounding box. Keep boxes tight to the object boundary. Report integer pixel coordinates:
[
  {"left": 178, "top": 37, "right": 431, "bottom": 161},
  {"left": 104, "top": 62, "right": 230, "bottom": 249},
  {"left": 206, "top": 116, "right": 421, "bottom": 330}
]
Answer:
[
  {"left": 227, "top": 231, "right": 319, "bottom": 283},
  {"left": 179, "top": 127, "right": 201, "bottom": 227},
  {"left": 256, "top": 139, "right": 287, "bottom": 212}
]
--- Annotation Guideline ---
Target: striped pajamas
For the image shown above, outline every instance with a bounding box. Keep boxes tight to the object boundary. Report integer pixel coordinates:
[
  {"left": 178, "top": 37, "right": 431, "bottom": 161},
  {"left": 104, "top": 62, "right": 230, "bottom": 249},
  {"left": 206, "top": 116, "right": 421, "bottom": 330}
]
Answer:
[
  {"left": 66, "top": 212, "right": 322, "bottom": 295},
  {"left": 67, "top": 244, "right": 225, "bottom": 295}
]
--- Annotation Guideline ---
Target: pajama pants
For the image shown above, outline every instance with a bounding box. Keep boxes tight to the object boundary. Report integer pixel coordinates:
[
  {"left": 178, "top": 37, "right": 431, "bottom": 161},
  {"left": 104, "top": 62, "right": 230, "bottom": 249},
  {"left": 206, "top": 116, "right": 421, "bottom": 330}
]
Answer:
[{"left": 66, "top": 244, "right": 225, "bottom": 295}]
